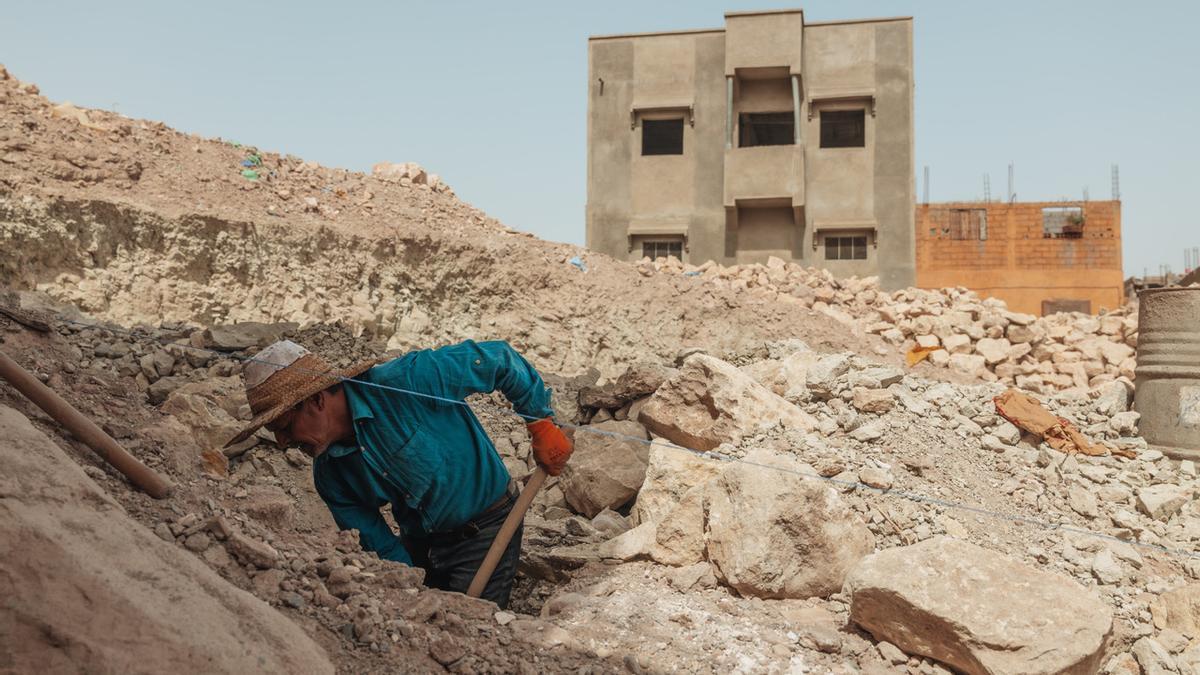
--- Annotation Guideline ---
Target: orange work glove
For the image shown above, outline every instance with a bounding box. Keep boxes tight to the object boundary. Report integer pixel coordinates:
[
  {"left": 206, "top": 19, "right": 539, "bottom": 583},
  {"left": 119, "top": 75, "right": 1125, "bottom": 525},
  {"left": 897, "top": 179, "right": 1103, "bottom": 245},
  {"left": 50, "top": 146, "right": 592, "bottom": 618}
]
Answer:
[{"left": 526, "top": 418, "right": 573, "bottom": 476}]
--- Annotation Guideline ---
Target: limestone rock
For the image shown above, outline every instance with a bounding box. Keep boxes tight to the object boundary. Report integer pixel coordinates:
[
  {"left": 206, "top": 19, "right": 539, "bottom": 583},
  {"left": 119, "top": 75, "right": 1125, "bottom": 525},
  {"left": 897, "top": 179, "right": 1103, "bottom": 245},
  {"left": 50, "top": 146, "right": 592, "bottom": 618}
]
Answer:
[
  {"left": 638, "top": 354, "right": 815, "bottom": 452},
  {"left": 579, "top": 363, "right": 676, "bottom": 409},
  {"left": 845, "top": 537, "right": 1112, "bottom": 675},
  {"left": 631, "top": 439, "right": 723, "bottom": 525},
  {"left": 201, "top": 322, "right": 298, "bottom": 352},
  {"left": 852, "top": 387, "right": 894, "bottom": 413},
  {"left": 560, "top": 420, "right": 650, "bottom": 518},
  {"left": 704, "top": 449, "right": 874, "bottom": 599},
  {"left": 1136, "top": 484, "right": 1191, "bottom": 521}
]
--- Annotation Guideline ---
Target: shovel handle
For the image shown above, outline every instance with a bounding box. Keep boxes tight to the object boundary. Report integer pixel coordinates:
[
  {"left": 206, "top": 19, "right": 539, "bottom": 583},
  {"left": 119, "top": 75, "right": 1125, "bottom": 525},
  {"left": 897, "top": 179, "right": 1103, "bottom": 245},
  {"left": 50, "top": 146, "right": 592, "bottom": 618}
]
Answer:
[{"left": 466, "top": 467, "right": 547, "bottom": 599}]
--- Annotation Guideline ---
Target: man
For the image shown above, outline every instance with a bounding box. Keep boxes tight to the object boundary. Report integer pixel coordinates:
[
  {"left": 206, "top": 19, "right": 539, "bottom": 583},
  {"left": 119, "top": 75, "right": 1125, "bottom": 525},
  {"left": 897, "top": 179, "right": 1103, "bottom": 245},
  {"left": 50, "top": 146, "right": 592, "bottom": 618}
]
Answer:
[{"left": 224, "top": 338, "right": 573, "bottom": 608}]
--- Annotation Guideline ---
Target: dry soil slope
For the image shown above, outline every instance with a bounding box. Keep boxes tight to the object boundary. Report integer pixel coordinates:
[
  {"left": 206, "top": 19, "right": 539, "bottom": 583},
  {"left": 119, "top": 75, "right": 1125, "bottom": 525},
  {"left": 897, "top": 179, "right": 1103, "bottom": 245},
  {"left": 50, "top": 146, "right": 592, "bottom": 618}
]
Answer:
[
  {"left": 0, "top": 404, "right": 333, "bottom": 674},
  {"left": 0, "top": 66, "right": 876, "bottom": 378}
]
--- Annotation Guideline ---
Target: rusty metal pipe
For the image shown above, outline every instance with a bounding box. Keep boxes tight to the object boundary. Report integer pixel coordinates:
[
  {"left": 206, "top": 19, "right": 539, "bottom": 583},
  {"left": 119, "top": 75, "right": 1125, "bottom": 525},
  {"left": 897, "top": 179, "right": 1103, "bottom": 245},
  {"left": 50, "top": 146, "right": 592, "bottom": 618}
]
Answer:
[{"left": 0, "top": 349, "right": 172, "bottom": 499}]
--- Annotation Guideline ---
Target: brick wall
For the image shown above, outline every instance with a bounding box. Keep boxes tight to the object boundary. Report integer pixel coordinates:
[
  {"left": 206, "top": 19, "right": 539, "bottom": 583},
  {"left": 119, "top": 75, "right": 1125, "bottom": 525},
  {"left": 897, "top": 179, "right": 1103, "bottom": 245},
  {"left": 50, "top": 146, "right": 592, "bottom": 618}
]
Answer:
[{"left": 915, "top": 201, "right": 1123, "bottom": 315}]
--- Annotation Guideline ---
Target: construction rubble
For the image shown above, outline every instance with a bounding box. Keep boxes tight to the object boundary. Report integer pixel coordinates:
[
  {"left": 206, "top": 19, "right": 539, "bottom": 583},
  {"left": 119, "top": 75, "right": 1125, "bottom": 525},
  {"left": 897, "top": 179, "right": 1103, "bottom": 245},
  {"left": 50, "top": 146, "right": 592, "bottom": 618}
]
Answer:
[
  {"left": 2, "top": 66, "right": 1200, "bottom": 675},
  {"left": 642, "top": 255, "right": 1139, "bottom": 395}
]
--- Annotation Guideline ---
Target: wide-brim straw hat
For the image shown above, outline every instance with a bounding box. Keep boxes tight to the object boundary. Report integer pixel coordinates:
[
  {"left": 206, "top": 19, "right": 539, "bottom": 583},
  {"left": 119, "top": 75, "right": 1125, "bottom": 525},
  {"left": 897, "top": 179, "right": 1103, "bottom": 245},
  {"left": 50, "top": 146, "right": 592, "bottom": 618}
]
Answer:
[{"left": 224, "top": 340, "right": 378, "bottom": 448}]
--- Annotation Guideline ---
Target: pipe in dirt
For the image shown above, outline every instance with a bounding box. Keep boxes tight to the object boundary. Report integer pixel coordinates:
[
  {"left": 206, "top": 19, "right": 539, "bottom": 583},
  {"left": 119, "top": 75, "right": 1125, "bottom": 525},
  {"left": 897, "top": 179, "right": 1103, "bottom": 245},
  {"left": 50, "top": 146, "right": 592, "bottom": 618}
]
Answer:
[{"left": 0, "top": 349, "right": 173, "bottom": 499}]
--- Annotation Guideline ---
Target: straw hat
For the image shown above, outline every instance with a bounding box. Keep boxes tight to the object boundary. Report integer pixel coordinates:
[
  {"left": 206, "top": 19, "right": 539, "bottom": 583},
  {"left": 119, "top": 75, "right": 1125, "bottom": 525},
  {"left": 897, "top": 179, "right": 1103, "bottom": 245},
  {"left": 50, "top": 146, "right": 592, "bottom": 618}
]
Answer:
[{"left": 224, "top": 340, "right": 378, "bottom": 448}]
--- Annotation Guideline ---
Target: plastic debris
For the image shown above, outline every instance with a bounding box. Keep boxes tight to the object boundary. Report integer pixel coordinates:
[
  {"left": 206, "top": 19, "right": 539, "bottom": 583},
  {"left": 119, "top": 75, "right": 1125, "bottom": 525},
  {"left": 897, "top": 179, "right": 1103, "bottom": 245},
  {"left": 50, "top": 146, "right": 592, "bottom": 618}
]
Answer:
[
  {"left": 569, "top": 256, "right": 587, "bottom": 273},
  {"left": 993, "top": 389, "right": 1132, "bottom": 458},
  {"left": 241, "top": 169, "right": 260, "bottom": 181},
  {"left": 906, "top": 345, "right": 943, "bottom": 367}
]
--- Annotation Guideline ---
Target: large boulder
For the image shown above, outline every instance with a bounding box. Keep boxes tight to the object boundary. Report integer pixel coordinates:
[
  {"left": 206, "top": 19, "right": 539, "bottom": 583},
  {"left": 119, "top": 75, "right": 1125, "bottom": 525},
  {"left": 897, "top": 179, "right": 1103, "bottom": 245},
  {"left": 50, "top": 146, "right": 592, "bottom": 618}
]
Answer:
[
  {"left": 704, "top": 450, "right": 874, "bottom": 599},
  {"left": 630, "top": 440, "right": 723, "bottom": 525},
  {"left": 638, "top": 354, "right": 815, "bottom": 451},
  {"left": 0, "top": 404, "right": 333, "bottom": 674},
  {"left": 578, "top": 363, "right": 676, "bottom": 410},
  {"left": 560, "top": 420, "right": 650, "bottom": 518},
  {"left": 845, "top": 537, "right": 1112, "bottom": 675}
]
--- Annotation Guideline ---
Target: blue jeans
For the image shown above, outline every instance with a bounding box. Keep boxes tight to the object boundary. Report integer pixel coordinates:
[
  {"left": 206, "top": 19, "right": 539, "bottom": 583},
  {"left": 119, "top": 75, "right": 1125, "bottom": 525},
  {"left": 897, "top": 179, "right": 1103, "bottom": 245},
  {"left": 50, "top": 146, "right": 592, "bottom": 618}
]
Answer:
[{"left": 406, "top": 492, "right": 523, "bottom": 609}]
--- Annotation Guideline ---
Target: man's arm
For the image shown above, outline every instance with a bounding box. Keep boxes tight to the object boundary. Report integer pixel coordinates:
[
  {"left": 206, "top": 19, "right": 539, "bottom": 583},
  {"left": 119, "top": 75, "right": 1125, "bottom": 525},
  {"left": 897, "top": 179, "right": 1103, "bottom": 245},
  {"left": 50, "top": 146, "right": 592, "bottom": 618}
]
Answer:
[
  {"left": 316, "top": 477, "right": 413, "bottom": 565},
  {"left": 388, "top": 339, "right": 555, "bottom": 421}
]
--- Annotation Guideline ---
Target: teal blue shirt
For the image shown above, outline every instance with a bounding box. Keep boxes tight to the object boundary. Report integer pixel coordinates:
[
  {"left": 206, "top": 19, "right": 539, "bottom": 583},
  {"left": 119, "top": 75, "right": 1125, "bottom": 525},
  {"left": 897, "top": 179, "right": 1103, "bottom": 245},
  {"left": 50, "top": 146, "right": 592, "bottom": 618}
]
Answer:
[{"left": 311, "top": 340, "right": 553, "bottom": 565}]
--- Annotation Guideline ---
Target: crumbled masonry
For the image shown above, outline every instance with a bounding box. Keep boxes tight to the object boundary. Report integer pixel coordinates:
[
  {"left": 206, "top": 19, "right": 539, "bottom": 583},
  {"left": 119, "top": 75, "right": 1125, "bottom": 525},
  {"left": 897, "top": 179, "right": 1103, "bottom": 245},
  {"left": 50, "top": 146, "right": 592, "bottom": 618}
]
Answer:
[{"left": 2, "top": 65, "right": 1200, "bottom": 674}]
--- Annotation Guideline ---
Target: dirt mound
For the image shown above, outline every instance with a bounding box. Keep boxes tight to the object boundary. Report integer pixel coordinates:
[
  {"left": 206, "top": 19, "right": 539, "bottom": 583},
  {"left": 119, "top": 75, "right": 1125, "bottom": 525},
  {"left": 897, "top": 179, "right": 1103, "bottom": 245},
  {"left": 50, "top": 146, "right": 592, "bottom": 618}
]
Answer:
[
  {"left": 0, "top": 403, "right": 333, "bottom": 674},
  {"left": 0, "top": 65, "right": 882, "bottom": 382}
]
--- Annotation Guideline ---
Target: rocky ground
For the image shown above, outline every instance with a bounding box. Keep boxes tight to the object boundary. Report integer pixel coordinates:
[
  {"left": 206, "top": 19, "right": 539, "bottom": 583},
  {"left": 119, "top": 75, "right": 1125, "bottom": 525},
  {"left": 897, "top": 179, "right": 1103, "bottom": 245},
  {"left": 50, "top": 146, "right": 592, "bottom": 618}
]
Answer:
[{"left": 2, "top": 66, "right": 1199, "bottom": 675}]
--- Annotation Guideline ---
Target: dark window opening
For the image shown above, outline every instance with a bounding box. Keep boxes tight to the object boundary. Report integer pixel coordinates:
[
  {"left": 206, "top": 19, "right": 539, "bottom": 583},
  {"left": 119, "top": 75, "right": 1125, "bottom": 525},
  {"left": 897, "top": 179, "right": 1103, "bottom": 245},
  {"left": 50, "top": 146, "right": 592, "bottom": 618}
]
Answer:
[
  {"left": 820, "top": 110, "right": 866, "bottom": 148},
  {"left": 643, "top": 240, "right": 684, "bottom": 261},
  {"left": 642, "top": 119, "right": 684, "bottom": 155},
  {"left": 1042, "top": 207, "right": 1085, "bottom": 239},
  {"left": 825, "top": 236, "right": 867, "bottom": 260},
  {"left": 738, "top": 112, "right": 794, "bottom": 147}
]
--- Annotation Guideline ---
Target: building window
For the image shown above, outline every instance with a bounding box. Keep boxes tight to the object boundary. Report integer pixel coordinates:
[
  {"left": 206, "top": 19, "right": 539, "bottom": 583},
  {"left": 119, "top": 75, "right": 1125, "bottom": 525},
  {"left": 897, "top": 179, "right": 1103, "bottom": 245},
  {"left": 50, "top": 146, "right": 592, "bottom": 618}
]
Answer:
[
  {"left": 738, "top": 112, "right": 794, "bottom": 147},
  {"left": 946, "top": 209, "right": 988, "bottom": 240},
  {"left": 820, "top": 110, "right": 865, "bottom": 148},
  {"left": 643, "top": 240, "right": 684, "bottom": 261},
  {"left": 642, "top": 119, "right": 684, "bottom": 155},
  {"left": 825, "top": 235, "right": 867, "bottom": 260},
  {"left": 1042, "top": 206, "right": 1085, "bottom": 239}
]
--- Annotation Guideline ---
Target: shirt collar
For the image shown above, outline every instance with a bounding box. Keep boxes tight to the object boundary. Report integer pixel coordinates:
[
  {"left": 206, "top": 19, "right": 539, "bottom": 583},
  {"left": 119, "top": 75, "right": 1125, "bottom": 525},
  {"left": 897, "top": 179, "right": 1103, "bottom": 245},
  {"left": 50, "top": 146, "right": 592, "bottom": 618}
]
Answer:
[{"left": 343, "top": 379, "right": 375, "bottom": 422}]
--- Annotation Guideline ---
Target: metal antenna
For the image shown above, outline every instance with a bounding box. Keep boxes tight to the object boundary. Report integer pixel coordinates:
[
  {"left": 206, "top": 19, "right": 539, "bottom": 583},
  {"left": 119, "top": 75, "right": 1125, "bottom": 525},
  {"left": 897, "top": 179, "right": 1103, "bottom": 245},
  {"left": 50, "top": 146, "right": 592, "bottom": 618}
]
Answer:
[
  {"left": 1083, "top": 187, "right": 1089, "bottom": 202},
  {"left": 1008, "top": 163, "right": 1014, "bottom": 202},
  {"left": 1111, "top": 165, "right": 1120, "bottom": 201},
  {"left": 983, "top": 174, "right": 991, "bottom": 202},
  {"left": 923, "top": 166, "right": 930, "bottom": 204}
]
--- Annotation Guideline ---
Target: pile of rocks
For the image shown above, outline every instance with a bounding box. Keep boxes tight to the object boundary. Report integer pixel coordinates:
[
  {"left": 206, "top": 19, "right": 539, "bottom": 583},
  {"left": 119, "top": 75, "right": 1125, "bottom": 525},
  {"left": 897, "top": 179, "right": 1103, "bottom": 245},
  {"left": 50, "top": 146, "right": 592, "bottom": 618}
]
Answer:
[
  {"left": 526, "top": 341, "right": 1199, "bottom": 673},
  {"left": 642, "top": 255, "right": 1138, "bottom": 394}
]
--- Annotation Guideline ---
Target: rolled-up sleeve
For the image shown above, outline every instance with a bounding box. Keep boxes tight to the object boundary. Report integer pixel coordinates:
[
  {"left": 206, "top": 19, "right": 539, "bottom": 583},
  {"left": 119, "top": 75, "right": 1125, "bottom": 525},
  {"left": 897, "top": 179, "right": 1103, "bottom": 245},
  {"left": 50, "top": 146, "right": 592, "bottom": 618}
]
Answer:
[{"left": 385, "top": 339, "right": 555, "bottom": 421}]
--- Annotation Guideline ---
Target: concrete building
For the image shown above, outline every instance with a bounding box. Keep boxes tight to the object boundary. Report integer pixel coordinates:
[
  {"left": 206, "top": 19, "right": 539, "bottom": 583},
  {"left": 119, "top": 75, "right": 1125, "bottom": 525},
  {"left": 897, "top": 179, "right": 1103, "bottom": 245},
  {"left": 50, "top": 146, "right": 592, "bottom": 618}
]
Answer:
[
  {"left": 586, "top": 9, "right": 916, "bottom": 290},
  {"left": 915, "top": 200, "right": 1124, "bottom": 316}
]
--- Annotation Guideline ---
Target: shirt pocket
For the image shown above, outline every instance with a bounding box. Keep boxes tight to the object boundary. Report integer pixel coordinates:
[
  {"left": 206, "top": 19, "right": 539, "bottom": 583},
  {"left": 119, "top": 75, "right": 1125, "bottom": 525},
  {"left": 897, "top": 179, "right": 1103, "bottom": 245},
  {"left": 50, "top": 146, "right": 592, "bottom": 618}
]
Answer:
[{"left": 372, "top": 424, "right": 445, "bottom": 514}]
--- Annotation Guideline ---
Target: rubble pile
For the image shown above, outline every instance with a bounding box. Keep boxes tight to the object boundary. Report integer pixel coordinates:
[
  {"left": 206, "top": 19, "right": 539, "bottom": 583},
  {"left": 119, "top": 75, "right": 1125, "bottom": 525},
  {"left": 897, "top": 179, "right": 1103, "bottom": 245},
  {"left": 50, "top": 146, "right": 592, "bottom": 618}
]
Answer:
[
  {"left": 528, "top": 342, "right": 1199, "bottom": 672},
  {"left": 643, "top": 255, "right": 1138, "bottom": 394},
  {"left": 3, "top": 67, "right": 1197, "bottom": 674}
]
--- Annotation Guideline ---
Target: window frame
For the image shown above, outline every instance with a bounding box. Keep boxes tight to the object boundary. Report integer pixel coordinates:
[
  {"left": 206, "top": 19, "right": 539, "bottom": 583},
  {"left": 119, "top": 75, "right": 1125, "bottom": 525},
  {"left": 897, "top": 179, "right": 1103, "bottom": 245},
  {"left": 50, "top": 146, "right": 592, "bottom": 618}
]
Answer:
[
  {"left": 641, "top": 118, "right": 685, "bottom": 156},
  {"left": 824, "top": 235, "right": 868, "bottom": 260},
  {"left": 641, "top": 239, "right": 685, "bottom": 262},
  {"left": 819, "top": 109, "right": 866, "bottom": 148},
  {"left": 738, "top": 111, "right": 796, "bottom": 148}
]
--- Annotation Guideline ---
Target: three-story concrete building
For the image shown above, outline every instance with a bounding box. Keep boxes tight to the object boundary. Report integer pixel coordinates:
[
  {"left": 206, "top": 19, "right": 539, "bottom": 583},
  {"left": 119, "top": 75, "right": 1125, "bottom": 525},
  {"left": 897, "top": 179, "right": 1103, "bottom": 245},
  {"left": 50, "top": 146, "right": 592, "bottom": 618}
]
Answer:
[{"left": 586, "top": 9, "right": 915, "bottom": 289}]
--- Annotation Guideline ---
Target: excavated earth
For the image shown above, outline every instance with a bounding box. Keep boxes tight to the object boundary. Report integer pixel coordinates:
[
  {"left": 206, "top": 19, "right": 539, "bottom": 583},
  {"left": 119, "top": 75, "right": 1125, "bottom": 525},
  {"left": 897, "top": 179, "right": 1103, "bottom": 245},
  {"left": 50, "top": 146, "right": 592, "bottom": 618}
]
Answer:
[{"left": 2, "top": 66, "right": 1200, "bottom": 675}]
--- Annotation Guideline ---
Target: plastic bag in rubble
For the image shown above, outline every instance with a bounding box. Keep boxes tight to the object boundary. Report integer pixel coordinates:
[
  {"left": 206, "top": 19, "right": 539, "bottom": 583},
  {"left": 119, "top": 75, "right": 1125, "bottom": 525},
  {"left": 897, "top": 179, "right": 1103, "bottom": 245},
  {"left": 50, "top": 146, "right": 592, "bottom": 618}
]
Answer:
[
  {"left": 993, "top": 389, "right": 1133, "bottom": 458},
  {"left": 569, "top": 256, "right": 587, "bottom": 273},
  {"left": 906, "top": 345, "right": 942, "bottom": 367}
]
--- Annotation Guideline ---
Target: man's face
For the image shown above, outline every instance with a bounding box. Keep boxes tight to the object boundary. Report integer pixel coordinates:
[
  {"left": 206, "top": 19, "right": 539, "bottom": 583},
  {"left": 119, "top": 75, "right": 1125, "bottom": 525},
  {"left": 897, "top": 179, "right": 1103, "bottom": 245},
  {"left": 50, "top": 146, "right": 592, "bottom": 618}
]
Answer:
[{"left": 268, "top": 392, "right": 336, "bottom": 458}]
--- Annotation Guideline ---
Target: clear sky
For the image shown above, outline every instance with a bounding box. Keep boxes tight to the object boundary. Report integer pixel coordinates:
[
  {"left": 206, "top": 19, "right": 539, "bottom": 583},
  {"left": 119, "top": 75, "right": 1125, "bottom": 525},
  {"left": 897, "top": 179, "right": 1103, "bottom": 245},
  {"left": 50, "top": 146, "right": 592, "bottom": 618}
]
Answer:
[{"left": 5, "top": 0, "right": 1198, "bottom": 277}]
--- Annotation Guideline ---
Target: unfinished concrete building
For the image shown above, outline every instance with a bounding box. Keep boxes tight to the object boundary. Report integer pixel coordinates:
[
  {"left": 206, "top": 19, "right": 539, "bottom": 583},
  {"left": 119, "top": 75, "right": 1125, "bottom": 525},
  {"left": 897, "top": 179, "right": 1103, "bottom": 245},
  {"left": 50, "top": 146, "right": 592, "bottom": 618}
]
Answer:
[
  {"left": 915, "top": 200, "right": 1124, "bottom": 315},
  {"left": 586, "top": 9, "right": 916, "bottom": 289}
]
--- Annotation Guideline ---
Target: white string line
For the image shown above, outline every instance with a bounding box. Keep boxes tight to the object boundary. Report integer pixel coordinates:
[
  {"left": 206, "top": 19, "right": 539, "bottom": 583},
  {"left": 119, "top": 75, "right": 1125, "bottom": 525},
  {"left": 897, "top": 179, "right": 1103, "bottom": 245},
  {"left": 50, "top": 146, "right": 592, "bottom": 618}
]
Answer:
[{"left": 34, "top": 315, "right": 1200, "bottom": 561}]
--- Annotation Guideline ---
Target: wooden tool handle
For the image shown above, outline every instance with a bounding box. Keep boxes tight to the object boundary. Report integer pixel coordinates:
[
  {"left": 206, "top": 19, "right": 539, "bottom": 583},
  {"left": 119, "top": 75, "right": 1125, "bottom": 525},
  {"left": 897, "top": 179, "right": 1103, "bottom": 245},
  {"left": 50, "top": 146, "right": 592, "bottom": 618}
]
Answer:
[{"left": 466, "top": 467, "right": 547, "bottom": 599}]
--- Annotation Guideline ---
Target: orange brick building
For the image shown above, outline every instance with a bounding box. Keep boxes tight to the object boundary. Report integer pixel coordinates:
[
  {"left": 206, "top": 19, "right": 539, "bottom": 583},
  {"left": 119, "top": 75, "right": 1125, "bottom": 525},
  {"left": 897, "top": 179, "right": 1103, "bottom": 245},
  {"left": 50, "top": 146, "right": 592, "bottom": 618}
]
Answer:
[{"left": 915, "top": 201, "right": 1123, "bottom": 315}]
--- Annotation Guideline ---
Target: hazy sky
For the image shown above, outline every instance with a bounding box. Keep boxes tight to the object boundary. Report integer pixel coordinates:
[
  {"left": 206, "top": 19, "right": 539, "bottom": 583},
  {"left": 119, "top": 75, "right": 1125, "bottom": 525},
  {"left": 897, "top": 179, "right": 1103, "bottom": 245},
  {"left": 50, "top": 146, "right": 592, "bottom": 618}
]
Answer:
[{"left": 5, "top": 0, "right": 1198, "bottom": 277}]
